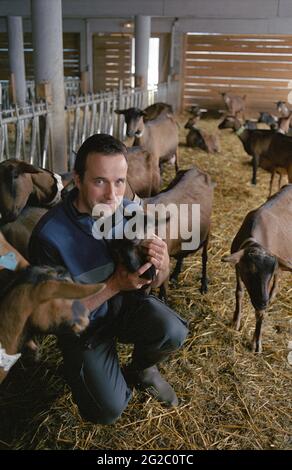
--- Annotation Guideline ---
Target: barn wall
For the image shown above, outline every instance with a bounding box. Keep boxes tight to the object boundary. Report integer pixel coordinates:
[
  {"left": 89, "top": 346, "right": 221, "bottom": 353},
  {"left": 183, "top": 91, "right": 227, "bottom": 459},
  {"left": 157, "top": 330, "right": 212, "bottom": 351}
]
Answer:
[
  {"left": 0, "top": 32, "right": 80, "bottom": 80},
  {"left": 2, "top": 0, "right": 292, "bottom": 105},
  {"left": 182, "top": 33, "right": 292, "bottom": 112}
]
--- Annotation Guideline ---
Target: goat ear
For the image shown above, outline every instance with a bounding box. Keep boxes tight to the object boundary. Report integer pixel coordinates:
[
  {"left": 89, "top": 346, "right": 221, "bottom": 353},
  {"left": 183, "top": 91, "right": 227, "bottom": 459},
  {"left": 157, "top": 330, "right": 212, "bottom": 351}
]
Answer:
[
  {"left": 115, "top": 109, "right": 125, "bottom": 115},
  {"left": 221, "top": 250, "right": 244, "bottom": 266},
  {"left": 276, "top": 256, "right": 292, "bottom": 272},
  {"left": 36, "top": 280, "right": 105, "bottom": 303}
]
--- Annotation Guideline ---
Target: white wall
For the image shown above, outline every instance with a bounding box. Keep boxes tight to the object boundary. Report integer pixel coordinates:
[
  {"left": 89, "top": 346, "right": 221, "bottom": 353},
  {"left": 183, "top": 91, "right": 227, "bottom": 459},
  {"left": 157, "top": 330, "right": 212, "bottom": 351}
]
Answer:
[{"left": 1, "top": 1, "right": 292, "bottom": 34}]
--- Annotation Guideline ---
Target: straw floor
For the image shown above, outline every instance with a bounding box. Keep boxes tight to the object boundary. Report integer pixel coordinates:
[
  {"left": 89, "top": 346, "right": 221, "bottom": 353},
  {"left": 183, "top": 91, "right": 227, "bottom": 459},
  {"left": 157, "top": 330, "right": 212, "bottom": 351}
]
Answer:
[{"left": 0, "top": 113, "right": 291, "bottom": 450}]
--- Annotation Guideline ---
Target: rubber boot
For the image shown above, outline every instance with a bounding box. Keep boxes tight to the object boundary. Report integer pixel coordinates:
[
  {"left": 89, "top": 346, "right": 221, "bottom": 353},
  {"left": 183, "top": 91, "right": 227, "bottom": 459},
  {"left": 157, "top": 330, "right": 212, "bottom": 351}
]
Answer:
[{"left": 123, "top": 363, "right": 178, "bottom": 407}]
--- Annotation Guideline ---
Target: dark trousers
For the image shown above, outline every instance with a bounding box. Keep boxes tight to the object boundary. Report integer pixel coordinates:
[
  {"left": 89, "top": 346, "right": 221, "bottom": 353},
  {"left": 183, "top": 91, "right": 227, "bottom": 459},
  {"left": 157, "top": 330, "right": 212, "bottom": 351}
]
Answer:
[{"left": 58, "top": 291, "right": 188, "bottom": 425}]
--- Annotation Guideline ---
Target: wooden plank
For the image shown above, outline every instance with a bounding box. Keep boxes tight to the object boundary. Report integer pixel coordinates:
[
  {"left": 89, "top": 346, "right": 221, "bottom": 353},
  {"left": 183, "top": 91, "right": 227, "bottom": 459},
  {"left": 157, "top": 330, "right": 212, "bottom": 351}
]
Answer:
[
  {"left": 184, "top": 52, "right": 292, "bottom": 62},
  {"left": 184, "top": 87, "right": 289, "bottom": 97},
  {"left": 184, "top": 70, "right": 292, "bottom": 81},
  {"left": 184, "top": 88, "right": 290, "bottom": 97},
  {"left": 93, "top": 33, "right": 132, "bottom": 92},
  {"left": 186, "top": 40, "right": 292, "bottom": 49},
  {"left": 183, "top": 33, "right": 292, "bottom": 110},
  {"left": 186, "top": 34, "right": 292, "bottom": 45},
  {"left": 186, "top": 45, "right": 292, "bottom": 55},
  {"left": 185, "top": 63, "right": 292, "bottom": 72},
  {"left": 184, "top": 69, "right": 292, "bottom": 82},
  {"left": 183, "top": 77, "right": 290, "bottom": 89}
]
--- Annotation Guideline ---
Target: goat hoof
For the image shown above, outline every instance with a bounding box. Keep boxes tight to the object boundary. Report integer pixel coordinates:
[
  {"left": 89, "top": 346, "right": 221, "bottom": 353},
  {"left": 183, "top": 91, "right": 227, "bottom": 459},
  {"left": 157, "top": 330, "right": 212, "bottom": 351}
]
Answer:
[
  {"left": 251, "top": 342, "right": 262, "bottom": 354},
  {"left": 24, "top": 348, "right": 41, "bottom": 363},
  {"left": 233, "top": 321, "right": 241, "bottom": 331},
  {"left": 169, "top": 277, "right": 178, "bottom": 287},
  {"left": 200, "top": 283, "right": 208, "bottom": 294}
]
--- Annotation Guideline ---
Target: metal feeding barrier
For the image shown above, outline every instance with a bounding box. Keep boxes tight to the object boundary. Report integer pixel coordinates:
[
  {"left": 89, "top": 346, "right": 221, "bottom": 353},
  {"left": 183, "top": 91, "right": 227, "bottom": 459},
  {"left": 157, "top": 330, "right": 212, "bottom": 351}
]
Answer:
[
  {"left": 66, "top": 80, "right": 179, "bottom": 169},
  {"left": 0, "top": 80, "right": 179, "bottom": 170},
  {"left": 0, "top": 102, "right": 53, "bottom": 169}
]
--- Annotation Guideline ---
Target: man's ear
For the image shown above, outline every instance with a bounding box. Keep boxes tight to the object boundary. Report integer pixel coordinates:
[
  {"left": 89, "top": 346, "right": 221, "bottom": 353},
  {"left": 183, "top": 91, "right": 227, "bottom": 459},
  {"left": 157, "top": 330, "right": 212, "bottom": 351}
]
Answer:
[
  {"left": 221, "top": 250, "right": 244, "bottom": 266},
  {"left": 73, "top": 173, "right": 81, "bottom": 190}
]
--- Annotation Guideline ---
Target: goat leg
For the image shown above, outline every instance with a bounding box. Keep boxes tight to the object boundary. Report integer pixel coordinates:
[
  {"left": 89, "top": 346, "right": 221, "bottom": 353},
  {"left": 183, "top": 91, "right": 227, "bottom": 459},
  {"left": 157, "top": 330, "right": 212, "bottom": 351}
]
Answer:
[
  {"left": 252, "top": 309, "right": 265, "bottom": 353},
  {"left": 269, "top": 273, "right": 279, "bottom": 302},
  {"left": 170, "top": 255, "right": 184, "bottom": 286},
  {"left": 175, "top": 152, "right": 179, "bottom": 173},
  {"left": 278, "top": 172, "right": 283, "bottom": 191},
  {"left": 200, "top": 236, "right": 209, "bottom": 294},
  {"left": 24, "top": 339, "right": 40, "bottom": 362},
  {"left": 251, "top": 155, "right": 259, "bottom": 185},
  {"left": 233, "top": 266, "right": 244, "bottom": 330},
  {"left": 159, "top": 281, "right": 168, "bottom": 303},
  {"left": 268, "top": 171, "right": 276, "bottom": 198}
]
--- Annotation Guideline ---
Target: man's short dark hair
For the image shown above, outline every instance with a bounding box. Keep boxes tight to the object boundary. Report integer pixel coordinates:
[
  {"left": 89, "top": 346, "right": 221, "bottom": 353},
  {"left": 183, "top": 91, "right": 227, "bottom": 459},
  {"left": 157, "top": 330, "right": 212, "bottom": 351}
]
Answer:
[{"left": 74, "top": 133, "right": 128, "bottom": 180}]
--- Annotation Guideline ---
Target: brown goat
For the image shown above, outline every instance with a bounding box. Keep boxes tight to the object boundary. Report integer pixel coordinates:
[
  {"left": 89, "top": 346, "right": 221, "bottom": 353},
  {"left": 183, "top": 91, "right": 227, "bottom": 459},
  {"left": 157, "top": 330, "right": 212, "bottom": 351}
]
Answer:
[
  {"left": 143, "top": 102, "right": 173, "bottom": 122},
  {"left": 222, "top": 184, "right": 292, "bottom": 353},
  {"left": 0, "top": 236, "right": 105, "bottom": 383},
  {"left": 142, "top": 167, "right": 214, "bottom": 296},
  {"left": 189, "top": 105, "right": 207, "bottom": 118},
  {"left": 218, "top": 116, "right": 292, "bottom": 197},
  {"left": 115, "top": 108, "right": 179, "bottom": 172},
  {"left": 276, "top": 101, "right": 290, "bottom": 117},
  {"left": 185, "top": 117, "right": 220, "bottom": 153},
  {"left": 126, "top": 146, "right": 160, "bottom": 198},
  {"left": 221, "top": 92, "right": 246, "bottom": 119},
  {"left": 0, "top": 159, "right": 69, "bottom": 223},
  {"left": 1, "top": 207, "right": 48, "bottom": 259},
  {"left": 277, "top": 112, "right": 292, "bottom": 135}
]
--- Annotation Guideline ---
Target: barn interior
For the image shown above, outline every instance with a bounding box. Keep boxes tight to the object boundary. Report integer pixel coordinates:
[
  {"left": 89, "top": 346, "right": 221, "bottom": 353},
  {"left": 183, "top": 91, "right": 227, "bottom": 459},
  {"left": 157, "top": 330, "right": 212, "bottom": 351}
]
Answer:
[{"left": 0, "top": 0, "right": 291, "bottom": 452}]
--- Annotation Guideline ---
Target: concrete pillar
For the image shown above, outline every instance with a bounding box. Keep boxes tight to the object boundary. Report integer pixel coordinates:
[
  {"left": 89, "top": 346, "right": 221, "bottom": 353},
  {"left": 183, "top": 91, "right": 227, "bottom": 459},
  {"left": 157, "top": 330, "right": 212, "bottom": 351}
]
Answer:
[
  {"left": 86, "top": 19, "right": 93, "bottom": 93},
  {"left": 7, "top": 16, "right": 26, "bottom": 107},
  {"left": 79, "top": 20, "right": 89, "bottom": 95},
  {"left": 31, "top": 0, "right": 67, "bottom": 172},
  {"left": 134, "top": 15, "right": 151, "bottom": 89}
]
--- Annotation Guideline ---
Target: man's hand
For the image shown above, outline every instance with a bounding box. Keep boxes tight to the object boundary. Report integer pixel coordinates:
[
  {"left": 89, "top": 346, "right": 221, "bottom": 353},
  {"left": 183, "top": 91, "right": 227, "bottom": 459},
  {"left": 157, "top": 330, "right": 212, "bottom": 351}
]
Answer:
[
  {"left": 109, "top": 262, "right": 153, "bottom": 292},
  {"left": 141, "top": 234, "right": 170, "bottom": 287},
  {"left": 81, "top": 262, "right": 152, "bottom": 312}
]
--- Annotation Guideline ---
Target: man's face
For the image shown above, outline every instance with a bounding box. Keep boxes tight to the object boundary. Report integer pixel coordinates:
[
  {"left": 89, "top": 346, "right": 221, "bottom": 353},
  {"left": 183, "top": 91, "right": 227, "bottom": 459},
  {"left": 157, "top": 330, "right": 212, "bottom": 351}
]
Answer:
[{"left": 74, "top": 152, "right": 128, "bottom": 215}]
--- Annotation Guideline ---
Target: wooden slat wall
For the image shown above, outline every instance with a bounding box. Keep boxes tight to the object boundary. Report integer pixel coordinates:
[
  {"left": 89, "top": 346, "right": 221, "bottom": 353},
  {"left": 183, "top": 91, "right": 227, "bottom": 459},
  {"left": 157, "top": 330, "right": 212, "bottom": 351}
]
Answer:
[
  {"left": 183, "top": 33, "right": 292, "bottom": 112},
  {"left": 63, "top": 33, "right": 80, "bottom": 77},
  {"left": 0, "top": 32, "right": 80, "bottom": 80},
  {"left": 92, "top": 34, "right": 132, "bottom": 92},
  {"left": 0, "top": 33, "right": 11, "bottom": 79}
]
